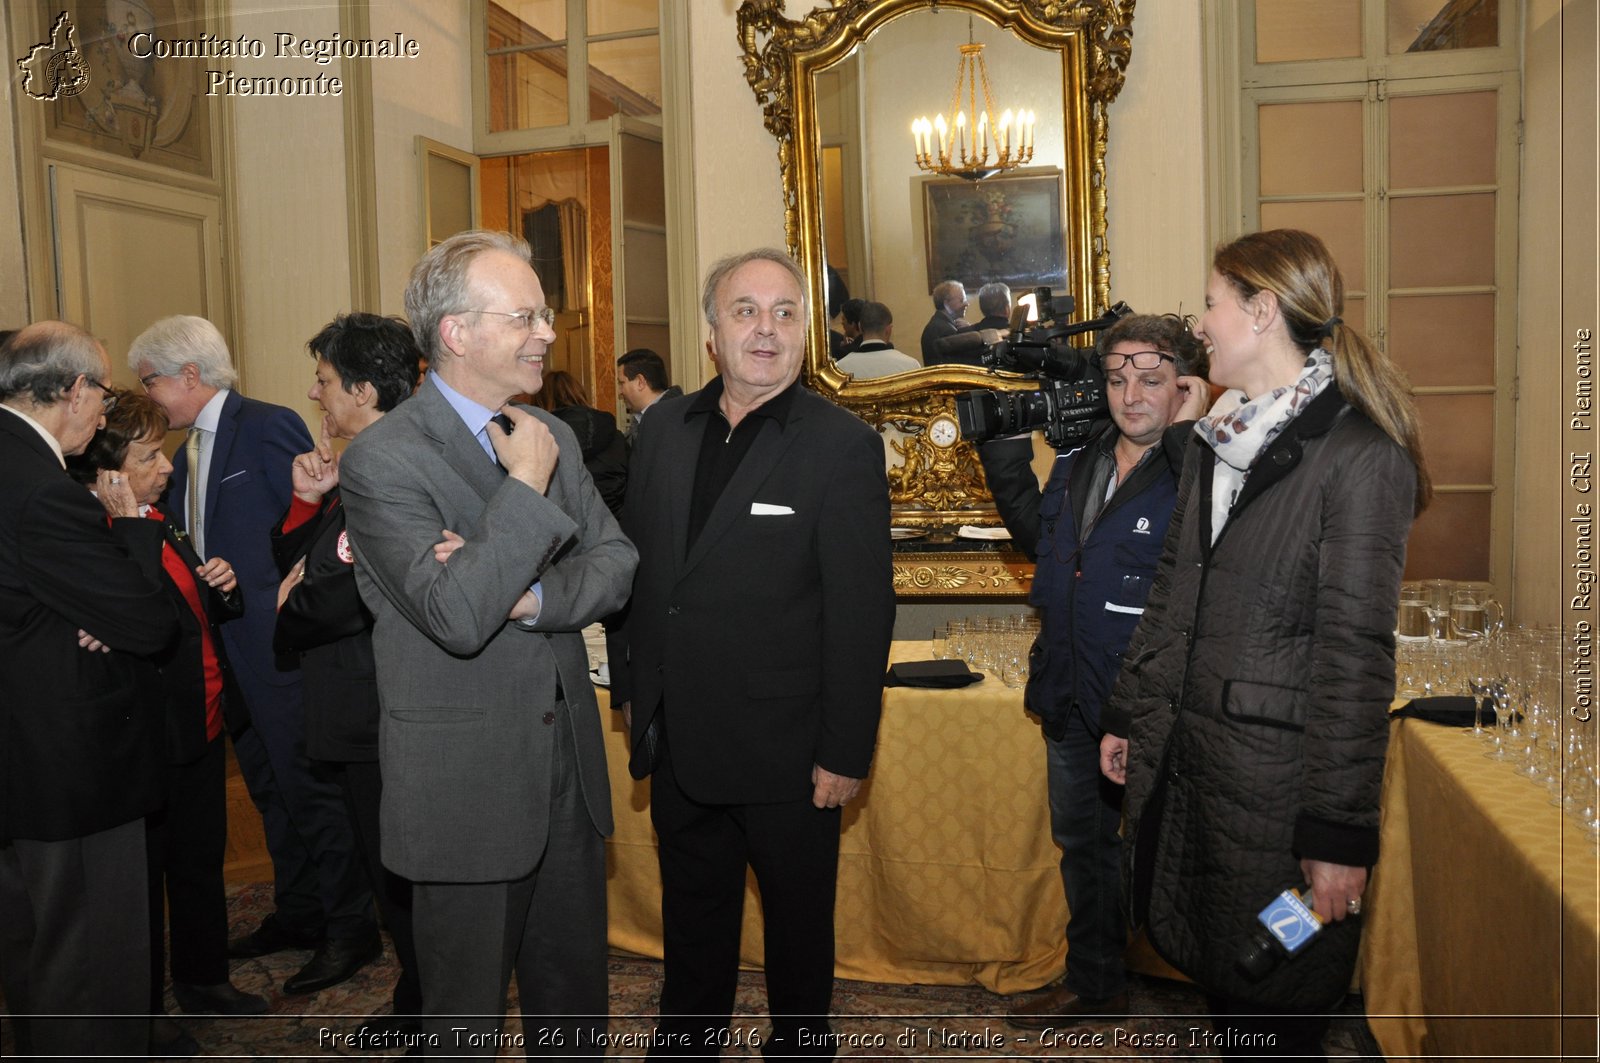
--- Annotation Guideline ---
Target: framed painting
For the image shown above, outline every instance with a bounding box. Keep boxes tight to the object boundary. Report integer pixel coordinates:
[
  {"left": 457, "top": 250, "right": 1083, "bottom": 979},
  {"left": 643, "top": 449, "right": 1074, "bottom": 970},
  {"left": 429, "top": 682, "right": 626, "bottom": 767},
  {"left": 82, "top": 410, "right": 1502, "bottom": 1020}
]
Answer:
[{"left": 922, "top": 167, "right": 1067, "bottom": 294}]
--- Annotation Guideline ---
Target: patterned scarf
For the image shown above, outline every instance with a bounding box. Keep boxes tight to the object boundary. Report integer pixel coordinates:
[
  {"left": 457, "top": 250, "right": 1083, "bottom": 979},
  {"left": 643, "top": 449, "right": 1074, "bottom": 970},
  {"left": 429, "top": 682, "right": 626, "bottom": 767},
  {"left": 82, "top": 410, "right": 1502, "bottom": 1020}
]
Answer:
[{"left": 1194, "top": 348, "right": 1334, "bottom": 543}]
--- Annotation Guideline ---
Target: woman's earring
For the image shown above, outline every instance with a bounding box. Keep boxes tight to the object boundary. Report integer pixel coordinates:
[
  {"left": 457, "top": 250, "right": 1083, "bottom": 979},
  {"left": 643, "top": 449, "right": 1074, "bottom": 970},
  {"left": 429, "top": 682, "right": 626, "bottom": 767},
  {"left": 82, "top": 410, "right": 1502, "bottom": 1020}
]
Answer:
[{"left": 1252, "top": 325, "right": 1260, "bottom": 332}]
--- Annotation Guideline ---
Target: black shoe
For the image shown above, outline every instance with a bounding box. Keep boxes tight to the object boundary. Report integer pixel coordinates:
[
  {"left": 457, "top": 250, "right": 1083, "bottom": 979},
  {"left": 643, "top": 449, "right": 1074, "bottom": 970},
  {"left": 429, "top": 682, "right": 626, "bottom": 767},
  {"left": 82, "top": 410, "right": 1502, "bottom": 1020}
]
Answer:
[
  {"left": 283, "top": 932, "right": 383, "bottom": 995},
  {"left": 149, "top": 1014, "right": 200, "bottom": 1058},
  {"left": 171, "top": 980, "right": 270, "bottom": 1015},
  {"left": 227, "top": 913, "right": 324, "bottom": 959}
]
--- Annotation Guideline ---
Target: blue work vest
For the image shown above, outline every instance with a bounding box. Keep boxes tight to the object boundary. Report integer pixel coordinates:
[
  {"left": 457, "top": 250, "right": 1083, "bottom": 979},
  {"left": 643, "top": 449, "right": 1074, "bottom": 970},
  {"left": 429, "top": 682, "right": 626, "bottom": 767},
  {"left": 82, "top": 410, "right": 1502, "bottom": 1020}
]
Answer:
[{"left": 1025, "top": 433, "right": 1180, "bottom": 738}]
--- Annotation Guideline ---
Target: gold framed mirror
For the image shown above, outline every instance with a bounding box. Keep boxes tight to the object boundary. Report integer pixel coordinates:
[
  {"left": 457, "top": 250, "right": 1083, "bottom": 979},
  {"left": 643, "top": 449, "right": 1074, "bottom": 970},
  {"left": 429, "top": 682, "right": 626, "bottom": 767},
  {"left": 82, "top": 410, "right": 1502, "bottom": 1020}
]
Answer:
[{"left": 737, "top": 0, "right": 1134, "bottom": 595}]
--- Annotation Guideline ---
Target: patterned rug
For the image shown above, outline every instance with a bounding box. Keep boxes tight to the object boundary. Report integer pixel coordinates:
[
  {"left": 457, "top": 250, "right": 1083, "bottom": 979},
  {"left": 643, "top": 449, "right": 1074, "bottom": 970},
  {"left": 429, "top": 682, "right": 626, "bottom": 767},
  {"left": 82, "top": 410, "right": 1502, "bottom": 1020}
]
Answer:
[{"left": 3, "top": 881, "right": 1385, "bottom": 1060}]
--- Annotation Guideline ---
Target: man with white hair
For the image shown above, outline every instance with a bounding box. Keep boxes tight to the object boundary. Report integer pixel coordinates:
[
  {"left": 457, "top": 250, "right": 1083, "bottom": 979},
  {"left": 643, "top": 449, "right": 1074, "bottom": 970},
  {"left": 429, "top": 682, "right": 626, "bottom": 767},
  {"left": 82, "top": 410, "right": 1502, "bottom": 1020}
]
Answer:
[{"left": 130, "top": 317, "right": 379, "bottom": 1003}]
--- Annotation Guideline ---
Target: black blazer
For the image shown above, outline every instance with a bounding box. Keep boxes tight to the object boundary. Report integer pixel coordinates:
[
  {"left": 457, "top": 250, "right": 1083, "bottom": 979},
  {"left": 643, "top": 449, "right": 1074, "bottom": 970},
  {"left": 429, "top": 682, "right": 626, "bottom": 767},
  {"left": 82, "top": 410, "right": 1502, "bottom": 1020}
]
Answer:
[
  {"left": 617, "top": 380, "right": 896, "bottom": 804},
  {"left": 271, "top": 492, "right": 379, "bottom": 761},
  {"left": 0, "top": 412, "right": 177, "bottom": 843},
  {"left": 146, "top": 513, "right": 247, "bottom": 762}
]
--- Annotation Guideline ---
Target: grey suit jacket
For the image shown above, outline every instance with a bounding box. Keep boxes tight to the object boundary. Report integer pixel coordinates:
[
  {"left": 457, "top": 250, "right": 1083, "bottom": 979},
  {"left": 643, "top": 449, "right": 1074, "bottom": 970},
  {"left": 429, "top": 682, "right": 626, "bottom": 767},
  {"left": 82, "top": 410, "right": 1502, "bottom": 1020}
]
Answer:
[{"left": 339, "top": 377, "right": 637, "bottom": 882}]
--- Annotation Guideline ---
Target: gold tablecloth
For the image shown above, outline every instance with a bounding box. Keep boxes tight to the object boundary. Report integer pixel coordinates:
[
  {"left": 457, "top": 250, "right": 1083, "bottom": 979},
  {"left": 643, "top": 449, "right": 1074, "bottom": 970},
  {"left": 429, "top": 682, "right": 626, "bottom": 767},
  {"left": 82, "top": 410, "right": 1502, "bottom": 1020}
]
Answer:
[
  {"left": 1363, "top": 719, "right": 1600, "bottom": 1061},
  {"left": 598, "top": 640, "right": 1069, "bottom": 994}
]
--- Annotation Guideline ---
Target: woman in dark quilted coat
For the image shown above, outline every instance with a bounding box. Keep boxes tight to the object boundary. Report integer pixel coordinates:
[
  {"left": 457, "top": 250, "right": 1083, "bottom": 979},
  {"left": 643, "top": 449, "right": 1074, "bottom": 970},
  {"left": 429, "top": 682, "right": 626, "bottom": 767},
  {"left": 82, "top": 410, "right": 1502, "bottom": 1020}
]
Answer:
[{"left": 1099, "top": 229, "right": 1430, "bottom": 1060}]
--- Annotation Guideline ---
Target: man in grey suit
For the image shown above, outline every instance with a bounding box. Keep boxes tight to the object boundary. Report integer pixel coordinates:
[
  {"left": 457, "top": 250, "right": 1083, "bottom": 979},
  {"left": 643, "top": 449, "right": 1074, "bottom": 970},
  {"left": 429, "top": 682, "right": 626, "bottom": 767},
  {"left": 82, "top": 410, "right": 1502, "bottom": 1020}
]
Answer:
[{"left": 339, "top": 230, "right": 636, "bottom": 1057}]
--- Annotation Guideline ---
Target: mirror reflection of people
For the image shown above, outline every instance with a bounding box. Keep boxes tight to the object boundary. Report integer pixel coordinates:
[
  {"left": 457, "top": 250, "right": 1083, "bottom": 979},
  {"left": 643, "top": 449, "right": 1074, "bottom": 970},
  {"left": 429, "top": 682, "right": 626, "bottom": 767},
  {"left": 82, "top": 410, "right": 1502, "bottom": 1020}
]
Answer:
[
  {"left": 980, "top": 314, "right": 1207, "bottom": 1030},
  {"left": 836, "top": 301, "right": 920, "bottom": 379},
  {"left": 974, "top": 282, "right": 1013, "bottom": 331},
  {"left": 835, "top": 297, "right": 865, "bottom": 359},
  {"left": 1100, "top": 229, "right": 1429, "bottom": 1059},
  {"left": 921, "top": 280, "right": 1003, "bottom": 366},
  {"left": 616, "top": 347, "right": 682, "bottom": 443},
  {"left": 270, "top": 313, "right": 424, "bottom": 1040},
  {"left": 616, "top": 248, "right": 895, "bottom": 1059}
]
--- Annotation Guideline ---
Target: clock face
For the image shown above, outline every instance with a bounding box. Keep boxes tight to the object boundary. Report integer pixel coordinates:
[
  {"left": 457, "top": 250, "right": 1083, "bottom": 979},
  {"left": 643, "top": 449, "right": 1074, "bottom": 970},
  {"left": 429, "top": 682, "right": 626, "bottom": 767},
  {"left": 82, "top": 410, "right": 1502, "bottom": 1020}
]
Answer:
[{"left": 928, "top": 414, "right": 960, "bottom": 448}]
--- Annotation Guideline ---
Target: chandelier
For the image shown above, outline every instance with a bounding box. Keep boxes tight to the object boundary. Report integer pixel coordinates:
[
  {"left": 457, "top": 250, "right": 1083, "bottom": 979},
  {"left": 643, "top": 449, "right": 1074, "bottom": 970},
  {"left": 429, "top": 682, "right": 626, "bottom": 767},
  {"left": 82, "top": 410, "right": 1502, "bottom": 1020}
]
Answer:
[{"left": 911, "top": 24, "right": 1034, "bottom": 181}]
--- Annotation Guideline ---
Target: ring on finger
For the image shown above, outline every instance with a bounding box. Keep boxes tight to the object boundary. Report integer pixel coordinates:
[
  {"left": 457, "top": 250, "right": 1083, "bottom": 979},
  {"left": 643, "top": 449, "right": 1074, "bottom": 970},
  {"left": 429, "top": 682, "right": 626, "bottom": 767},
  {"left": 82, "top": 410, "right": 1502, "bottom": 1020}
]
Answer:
[{"left": 1346, "top": 898, "right": 1362, "bottom": 915}]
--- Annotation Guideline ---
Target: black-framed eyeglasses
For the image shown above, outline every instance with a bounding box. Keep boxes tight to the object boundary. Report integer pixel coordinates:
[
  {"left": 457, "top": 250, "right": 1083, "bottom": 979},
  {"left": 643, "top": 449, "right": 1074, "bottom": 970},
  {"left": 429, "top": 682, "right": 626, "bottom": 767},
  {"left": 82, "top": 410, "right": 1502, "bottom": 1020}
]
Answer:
[
  {"left": 1099, "top": 350, "right": 1175, "bottom": 372},
  {"left": 463, "top": 307, "right": 557, "bottom": 332},
  {"left": 81, "top": 377, "right": 117, "bottom": 413}
]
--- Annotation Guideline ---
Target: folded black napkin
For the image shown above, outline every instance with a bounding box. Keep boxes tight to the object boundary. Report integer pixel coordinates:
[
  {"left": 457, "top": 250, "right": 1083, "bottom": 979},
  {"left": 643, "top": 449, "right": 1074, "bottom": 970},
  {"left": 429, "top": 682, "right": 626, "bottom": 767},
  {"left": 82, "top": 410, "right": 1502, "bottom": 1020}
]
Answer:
[
  {"left": 1391, "top": 695, "right": 1492, "bottom": 727},
  {"left": 884, "top": 660, "right": 984, "bottom": 689}
]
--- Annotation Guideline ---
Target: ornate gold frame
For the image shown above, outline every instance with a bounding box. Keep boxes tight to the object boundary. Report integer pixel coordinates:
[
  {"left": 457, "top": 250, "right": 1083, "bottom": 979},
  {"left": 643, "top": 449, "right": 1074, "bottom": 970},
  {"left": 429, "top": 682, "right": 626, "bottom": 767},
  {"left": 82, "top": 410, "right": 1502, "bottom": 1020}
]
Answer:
[{"left": 737, "top": 0, "right": 1134, "bottom": 595}]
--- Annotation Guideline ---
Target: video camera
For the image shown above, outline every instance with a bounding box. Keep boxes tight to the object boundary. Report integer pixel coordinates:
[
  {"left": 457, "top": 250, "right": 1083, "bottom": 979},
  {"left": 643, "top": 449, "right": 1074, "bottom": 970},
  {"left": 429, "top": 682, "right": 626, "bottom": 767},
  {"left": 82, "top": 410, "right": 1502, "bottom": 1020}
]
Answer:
[{"left": 953, "top": 291, "right": 1134, "bottom": 448}]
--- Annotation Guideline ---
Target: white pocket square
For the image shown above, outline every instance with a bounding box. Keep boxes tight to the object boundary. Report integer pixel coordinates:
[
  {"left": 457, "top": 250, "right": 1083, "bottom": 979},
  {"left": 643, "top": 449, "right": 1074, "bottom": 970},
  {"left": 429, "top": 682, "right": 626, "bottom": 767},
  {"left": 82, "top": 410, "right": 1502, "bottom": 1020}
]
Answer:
[{"left": 750, "top": 502, "right": 795, "bottom": 516}]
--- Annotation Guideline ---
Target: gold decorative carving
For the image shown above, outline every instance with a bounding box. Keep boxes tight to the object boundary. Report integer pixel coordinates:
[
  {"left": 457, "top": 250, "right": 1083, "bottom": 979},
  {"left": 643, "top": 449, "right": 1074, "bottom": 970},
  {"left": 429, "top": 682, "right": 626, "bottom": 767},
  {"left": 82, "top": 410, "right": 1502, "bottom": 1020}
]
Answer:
[{"left": 893, "top": 556, "right": 1033, "bottom": 595}]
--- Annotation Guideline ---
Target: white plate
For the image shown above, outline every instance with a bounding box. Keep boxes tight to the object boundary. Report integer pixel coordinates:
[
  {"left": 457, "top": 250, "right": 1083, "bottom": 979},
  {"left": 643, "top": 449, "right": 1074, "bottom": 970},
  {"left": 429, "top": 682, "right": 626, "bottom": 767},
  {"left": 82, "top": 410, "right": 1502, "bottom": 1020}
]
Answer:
[
  {"left": 956, "top": 524, "right": 1011, "bottom": 541},
  {"left": 589, "top": 669, "right": 610, "bottom": 687}
]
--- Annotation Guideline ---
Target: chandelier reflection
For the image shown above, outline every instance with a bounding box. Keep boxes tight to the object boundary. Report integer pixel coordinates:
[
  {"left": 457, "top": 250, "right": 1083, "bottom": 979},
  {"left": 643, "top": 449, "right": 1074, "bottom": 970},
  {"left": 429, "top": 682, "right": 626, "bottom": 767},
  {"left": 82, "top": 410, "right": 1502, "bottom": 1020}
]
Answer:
[{"left": 911, "top": 28, "right": 1034, "bottom": 182}]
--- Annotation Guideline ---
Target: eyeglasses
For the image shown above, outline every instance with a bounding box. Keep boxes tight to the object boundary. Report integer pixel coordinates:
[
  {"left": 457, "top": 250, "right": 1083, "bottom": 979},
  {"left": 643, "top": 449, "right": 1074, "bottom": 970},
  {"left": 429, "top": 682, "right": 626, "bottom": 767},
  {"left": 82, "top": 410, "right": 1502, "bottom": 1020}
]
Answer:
[
  {"left": 81, "top": 377, "right": 117, "bottom": 413},
  {"left": 464, "top": 307, "right": 557, "bottom": 332},
  {"left": 1099, "top": 350, "right": 1175, "bottom": 372}
]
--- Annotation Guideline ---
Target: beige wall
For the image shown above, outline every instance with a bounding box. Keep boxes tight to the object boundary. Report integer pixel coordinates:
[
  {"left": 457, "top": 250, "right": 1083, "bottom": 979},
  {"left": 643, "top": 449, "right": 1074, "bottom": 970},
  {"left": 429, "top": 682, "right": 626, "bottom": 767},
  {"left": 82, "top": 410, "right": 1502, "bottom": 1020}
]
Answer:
[
  {"left": 0, "top": 17, "right": 29, "bottom": 329},
  {"left": 369, "top": 0, "right": 474, "bottom": 318},
  {"left": 225, "top": 0, "right": 349, "bottom": 431},
  {"left": 1520, "top": 0, "right": 1599, "bottom": 624}
]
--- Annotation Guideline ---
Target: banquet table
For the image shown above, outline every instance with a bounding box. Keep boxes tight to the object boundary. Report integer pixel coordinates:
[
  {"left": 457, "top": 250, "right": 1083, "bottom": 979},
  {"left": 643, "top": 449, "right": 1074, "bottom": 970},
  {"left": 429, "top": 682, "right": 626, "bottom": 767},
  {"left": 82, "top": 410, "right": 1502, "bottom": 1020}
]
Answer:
[
  {"left": 597, "top": 640, "right": 1073, "bottom": 994},
  {"left": 1362, "top": 717, "right": 1599, "bottom": 1061}
]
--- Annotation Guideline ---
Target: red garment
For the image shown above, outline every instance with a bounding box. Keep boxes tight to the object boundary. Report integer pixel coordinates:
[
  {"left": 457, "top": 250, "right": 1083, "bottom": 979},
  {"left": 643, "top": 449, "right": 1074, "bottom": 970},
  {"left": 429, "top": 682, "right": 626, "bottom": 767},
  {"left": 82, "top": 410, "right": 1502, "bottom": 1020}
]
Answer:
[
  {"left": 281, "top": 495, "right": 321, "bottom": 534},
  {"left": 149, "top": 508, "right": 224, "bottom": 741}
]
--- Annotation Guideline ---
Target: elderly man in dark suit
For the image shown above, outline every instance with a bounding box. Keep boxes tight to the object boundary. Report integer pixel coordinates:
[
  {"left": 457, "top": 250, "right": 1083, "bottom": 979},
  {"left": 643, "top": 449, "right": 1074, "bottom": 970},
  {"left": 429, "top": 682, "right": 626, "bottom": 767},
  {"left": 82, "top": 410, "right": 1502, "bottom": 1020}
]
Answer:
[
  {"left": 130, "top": 316, "right": 378, "bottom": 1000},
  {"left": 921, "top": 280, "right": 1005, "bottom": 367},
  {"left": 0, "top": 322, "right": 178, "bottom": 1058},
  {"left": 339, "top": 230, "right": 636, "bottom": 1057},
  {"left": 616, "top": 248, "right": 895, "bottom": 1059}
]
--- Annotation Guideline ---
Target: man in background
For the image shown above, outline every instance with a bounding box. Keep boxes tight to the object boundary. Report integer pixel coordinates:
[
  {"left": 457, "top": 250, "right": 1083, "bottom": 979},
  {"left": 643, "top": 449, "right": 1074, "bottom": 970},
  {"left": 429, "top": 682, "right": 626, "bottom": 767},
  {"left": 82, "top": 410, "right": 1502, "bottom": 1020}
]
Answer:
[
  {"left": 617, "top": 347, "right": 682, "bottom": 443},
  {"left": 974, "top": 282, "right": 1013, "bottom": 332},
  {"left": 980, "top": 313, "right": 1207, "bottom": 1028},
  {"left": 131, "top": 316, "right": 378, "bottom": 1002},
  {"left": 0, "top": 322, "right": 177, "bottom": 1057},
  {"left": 921, "top": 280, "right": 1004, "bottom": 367},
  {"left": 836, "top": 301, "right": 920, "bottom": 378}
]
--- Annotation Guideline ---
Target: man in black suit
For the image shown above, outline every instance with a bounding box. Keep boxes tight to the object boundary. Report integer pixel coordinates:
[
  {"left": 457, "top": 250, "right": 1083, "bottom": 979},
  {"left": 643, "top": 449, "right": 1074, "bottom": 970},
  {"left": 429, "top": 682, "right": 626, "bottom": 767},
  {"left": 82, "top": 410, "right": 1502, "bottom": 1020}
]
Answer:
[
  {"left": 0, "top": 322, "right": 178, "bottom": 1058},
  {"left": 616, "top": 248, "right": 895, "bottom": 1058},
  {"left": 617, "top": 347, "right": 683, "bottom": 443},
  {"left": 130, "top": 316, "right": 378, "bottom": 999},
  {"left": 920, "top": 280, "right": 1004, "bottom": 367}
]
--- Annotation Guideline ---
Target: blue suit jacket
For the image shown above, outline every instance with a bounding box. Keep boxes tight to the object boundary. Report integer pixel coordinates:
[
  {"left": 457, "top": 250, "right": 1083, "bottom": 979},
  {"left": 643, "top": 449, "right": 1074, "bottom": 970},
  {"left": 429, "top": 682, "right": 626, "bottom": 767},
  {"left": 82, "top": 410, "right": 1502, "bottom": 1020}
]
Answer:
[{"left": 165, "top": 390, "right": 312, "bottom": 698}]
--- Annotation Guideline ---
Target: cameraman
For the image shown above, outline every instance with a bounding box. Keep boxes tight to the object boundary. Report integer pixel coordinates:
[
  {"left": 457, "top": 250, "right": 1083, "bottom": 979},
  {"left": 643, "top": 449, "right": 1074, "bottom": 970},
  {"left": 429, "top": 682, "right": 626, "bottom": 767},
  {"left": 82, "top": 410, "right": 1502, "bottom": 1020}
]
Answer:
[{"left": 980, "top": 314, "right": 1207, "bottom": 1027}]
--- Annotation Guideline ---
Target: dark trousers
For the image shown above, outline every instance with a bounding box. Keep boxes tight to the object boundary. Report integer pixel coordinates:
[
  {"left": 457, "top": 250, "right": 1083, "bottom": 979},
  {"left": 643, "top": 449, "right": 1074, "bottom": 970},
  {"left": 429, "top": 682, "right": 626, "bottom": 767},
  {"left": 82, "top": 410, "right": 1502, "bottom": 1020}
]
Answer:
[
  {"left": 1206, "top": 996, "right": 1331, "bottom": 1062},
  {"left": 148, "top": 736, "right": 228, "bottom": 1007},
  {"left": 1045, "top": 709, "right": 1128, "bottom": 1000},
  {"left": 336, "top": 758, "right": 422, "bottom": 1015},
  {"left": 649, "top": 744, "right": 841, "bottom": 1061},
  {"left": 411, "top": 708, "right": 606, "bottom": 1059},
  {"left": 0, "top": 818, "right": 149, "bottom": 1059},
  {"left": 230, "top": 677, "right": 374, "bottom": 940}
]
